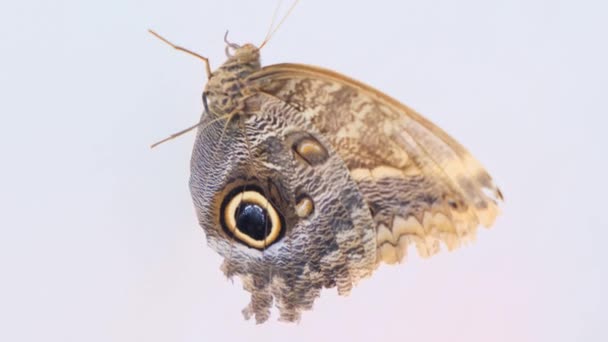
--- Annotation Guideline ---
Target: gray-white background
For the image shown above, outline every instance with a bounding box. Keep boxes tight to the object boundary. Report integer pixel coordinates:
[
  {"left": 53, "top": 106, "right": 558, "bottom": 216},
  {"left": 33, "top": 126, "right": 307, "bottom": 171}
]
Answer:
[{"left": 1, "top": 0, "right": 606, "bottom": 341}]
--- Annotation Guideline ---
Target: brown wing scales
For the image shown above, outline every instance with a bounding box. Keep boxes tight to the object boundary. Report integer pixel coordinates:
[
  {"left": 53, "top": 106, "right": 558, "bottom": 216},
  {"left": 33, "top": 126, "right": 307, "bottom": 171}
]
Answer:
[{"left": 248, "top": 63, "right": 502, "bottom": 265}]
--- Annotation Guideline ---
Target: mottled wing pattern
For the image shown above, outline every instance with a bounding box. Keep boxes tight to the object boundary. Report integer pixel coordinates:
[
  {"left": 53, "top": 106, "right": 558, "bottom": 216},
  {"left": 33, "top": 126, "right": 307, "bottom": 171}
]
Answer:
[
  {"left": 191, "top": 93, "right": 377, "bottom": 323},
  {"left": 248, "top": 64, "right": 502, "bottom": 265}
]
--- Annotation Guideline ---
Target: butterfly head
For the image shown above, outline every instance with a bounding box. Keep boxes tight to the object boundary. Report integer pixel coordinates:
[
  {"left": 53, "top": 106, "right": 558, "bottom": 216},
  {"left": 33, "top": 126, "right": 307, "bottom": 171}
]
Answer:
[
  {"left": 202, "top": 41, "right": 262, "bottom": 120},
  {"left": 217, "top": 31, "right": 261, "bottom": 78},
  {"left": 217, "top": 42, "right": 261, "bottom": 77}
]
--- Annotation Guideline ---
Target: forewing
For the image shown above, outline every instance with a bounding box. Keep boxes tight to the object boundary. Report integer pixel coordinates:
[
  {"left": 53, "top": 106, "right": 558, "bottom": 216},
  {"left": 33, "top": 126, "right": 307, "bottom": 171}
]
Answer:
[{"left": 248, "top": 64, "right": 502, "bottom": 264}]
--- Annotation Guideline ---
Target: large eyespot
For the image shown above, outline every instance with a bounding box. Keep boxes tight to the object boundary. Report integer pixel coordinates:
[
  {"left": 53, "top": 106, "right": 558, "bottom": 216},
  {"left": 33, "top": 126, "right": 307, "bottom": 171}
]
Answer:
[{"left": 222, "top": 190, "right": 283, "bottom": 249}]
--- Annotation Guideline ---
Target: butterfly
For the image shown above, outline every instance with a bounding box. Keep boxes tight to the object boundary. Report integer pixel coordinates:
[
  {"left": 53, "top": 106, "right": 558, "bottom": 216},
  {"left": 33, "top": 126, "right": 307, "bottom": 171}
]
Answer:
[{"left": 150, "top": 14, "right": 502, "bottom": 324}]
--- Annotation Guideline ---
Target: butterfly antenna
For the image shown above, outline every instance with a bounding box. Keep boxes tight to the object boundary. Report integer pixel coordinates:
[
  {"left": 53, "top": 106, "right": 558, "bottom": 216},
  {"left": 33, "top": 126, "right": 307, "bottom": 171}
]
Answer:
[
  {"left": 261, "top": 0, "right": 283, "bottom": 46},
  {"left": 259, "top": 0, "right": 299, "bottom": 49},
  {"left": 148, "top": 29, "right": 212, "bottom": 79}
]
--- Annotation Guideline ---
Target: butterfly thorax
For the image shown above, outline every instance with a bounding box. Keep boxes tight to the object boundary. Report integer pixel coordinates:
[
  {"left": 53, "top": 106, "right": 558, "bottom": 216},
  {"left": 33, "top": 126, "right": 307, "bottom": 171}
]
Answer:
[{"left": 204, "top": 44, "right": 261, "bottom": 118}]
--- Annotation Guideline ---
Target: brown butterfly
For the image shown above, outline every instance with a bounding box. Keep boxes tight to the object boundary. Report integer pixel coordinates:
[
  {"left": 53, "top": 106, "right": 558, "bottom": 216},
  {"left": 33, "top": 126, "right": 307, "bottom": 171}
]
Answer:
[{"left": 150, "top": 12, "right": 502, "bottom": 323}]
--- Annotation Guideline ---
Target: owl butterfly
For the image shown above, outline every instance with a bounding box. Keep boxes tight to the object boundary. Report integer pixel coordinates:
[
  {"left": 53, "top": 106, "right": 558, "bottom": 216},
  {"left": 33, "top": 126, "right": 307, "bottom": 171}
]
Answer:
[{"left": 151, "top": 19, "right": 502, "bottom": 324}]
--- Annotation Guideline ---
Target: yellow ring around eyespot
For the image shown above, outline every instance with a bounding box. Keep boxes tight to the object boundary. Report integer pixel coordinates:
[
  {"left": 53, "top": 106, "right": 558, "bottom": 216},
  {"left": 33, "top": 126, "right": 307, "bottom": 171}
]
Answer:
[{"left": 224, "top": 190, "right": 282, "bottom": 249}]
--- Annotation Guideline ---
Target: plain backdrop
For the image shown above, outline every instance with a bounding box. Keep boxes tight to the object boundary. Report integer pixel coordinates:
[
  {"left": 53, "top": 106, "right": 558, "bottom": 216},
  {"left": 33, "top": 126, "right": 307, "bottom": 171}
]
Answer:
[{"left": 1, "top": 0, "right": 607, "bottom": 341}]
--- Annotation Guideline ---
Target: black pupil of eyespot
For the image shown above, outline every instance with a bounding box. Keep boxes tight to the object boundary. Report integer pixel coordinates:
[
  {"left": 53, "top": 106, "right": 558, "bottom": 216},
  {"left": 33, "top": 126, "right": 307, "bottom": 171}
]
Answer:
[{"left": 235, "top": 203, "right": 269, "bottom": 240}]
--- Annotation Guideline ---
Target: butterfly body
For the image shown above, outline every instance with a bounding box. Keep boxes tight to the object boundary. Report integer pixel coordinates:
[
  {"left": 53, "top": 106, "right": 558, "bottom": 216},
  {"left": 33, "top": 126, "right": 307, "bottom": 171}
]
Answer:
[{"left": 186, "top": 41, "right": 502, "bottom": 323}]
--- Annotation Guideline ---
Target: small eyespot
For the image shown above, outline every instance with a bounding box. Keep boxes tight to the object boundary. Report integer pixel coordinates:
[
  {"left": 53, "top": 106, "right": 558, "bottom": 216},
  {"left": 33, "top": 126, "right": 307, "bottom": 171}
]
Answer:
[
  {"left": 292, "top": 136, "right": 328, "bottom": 165},
  {"left": 222, "top": 190, "right": 282, "bottom": 249},
  {"left": 295, "top": 195, "right": 314, "bottom": 218}
]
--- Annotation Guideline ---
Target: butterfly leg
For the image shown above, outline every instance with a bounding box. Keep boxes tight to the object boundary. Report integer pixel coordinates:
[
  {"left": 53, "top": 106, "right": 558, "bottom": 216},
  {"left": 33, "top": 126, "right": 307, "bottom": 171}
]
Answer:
[{"left": 148, "top": 29, "right": 212, "bottom": 79}]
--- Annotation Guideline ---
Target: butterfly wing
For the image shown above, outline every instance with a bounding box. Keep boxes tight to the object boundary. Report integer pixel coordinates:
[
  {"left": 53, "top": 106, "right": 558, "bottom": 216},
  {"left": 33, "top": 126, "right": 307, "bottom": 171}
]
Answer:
[
  {"left": 191, "top": 91, "right": 379, "bottom": 323},
  {"left": 247, "top": 63, "right": 502, "bottom": 265}
]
